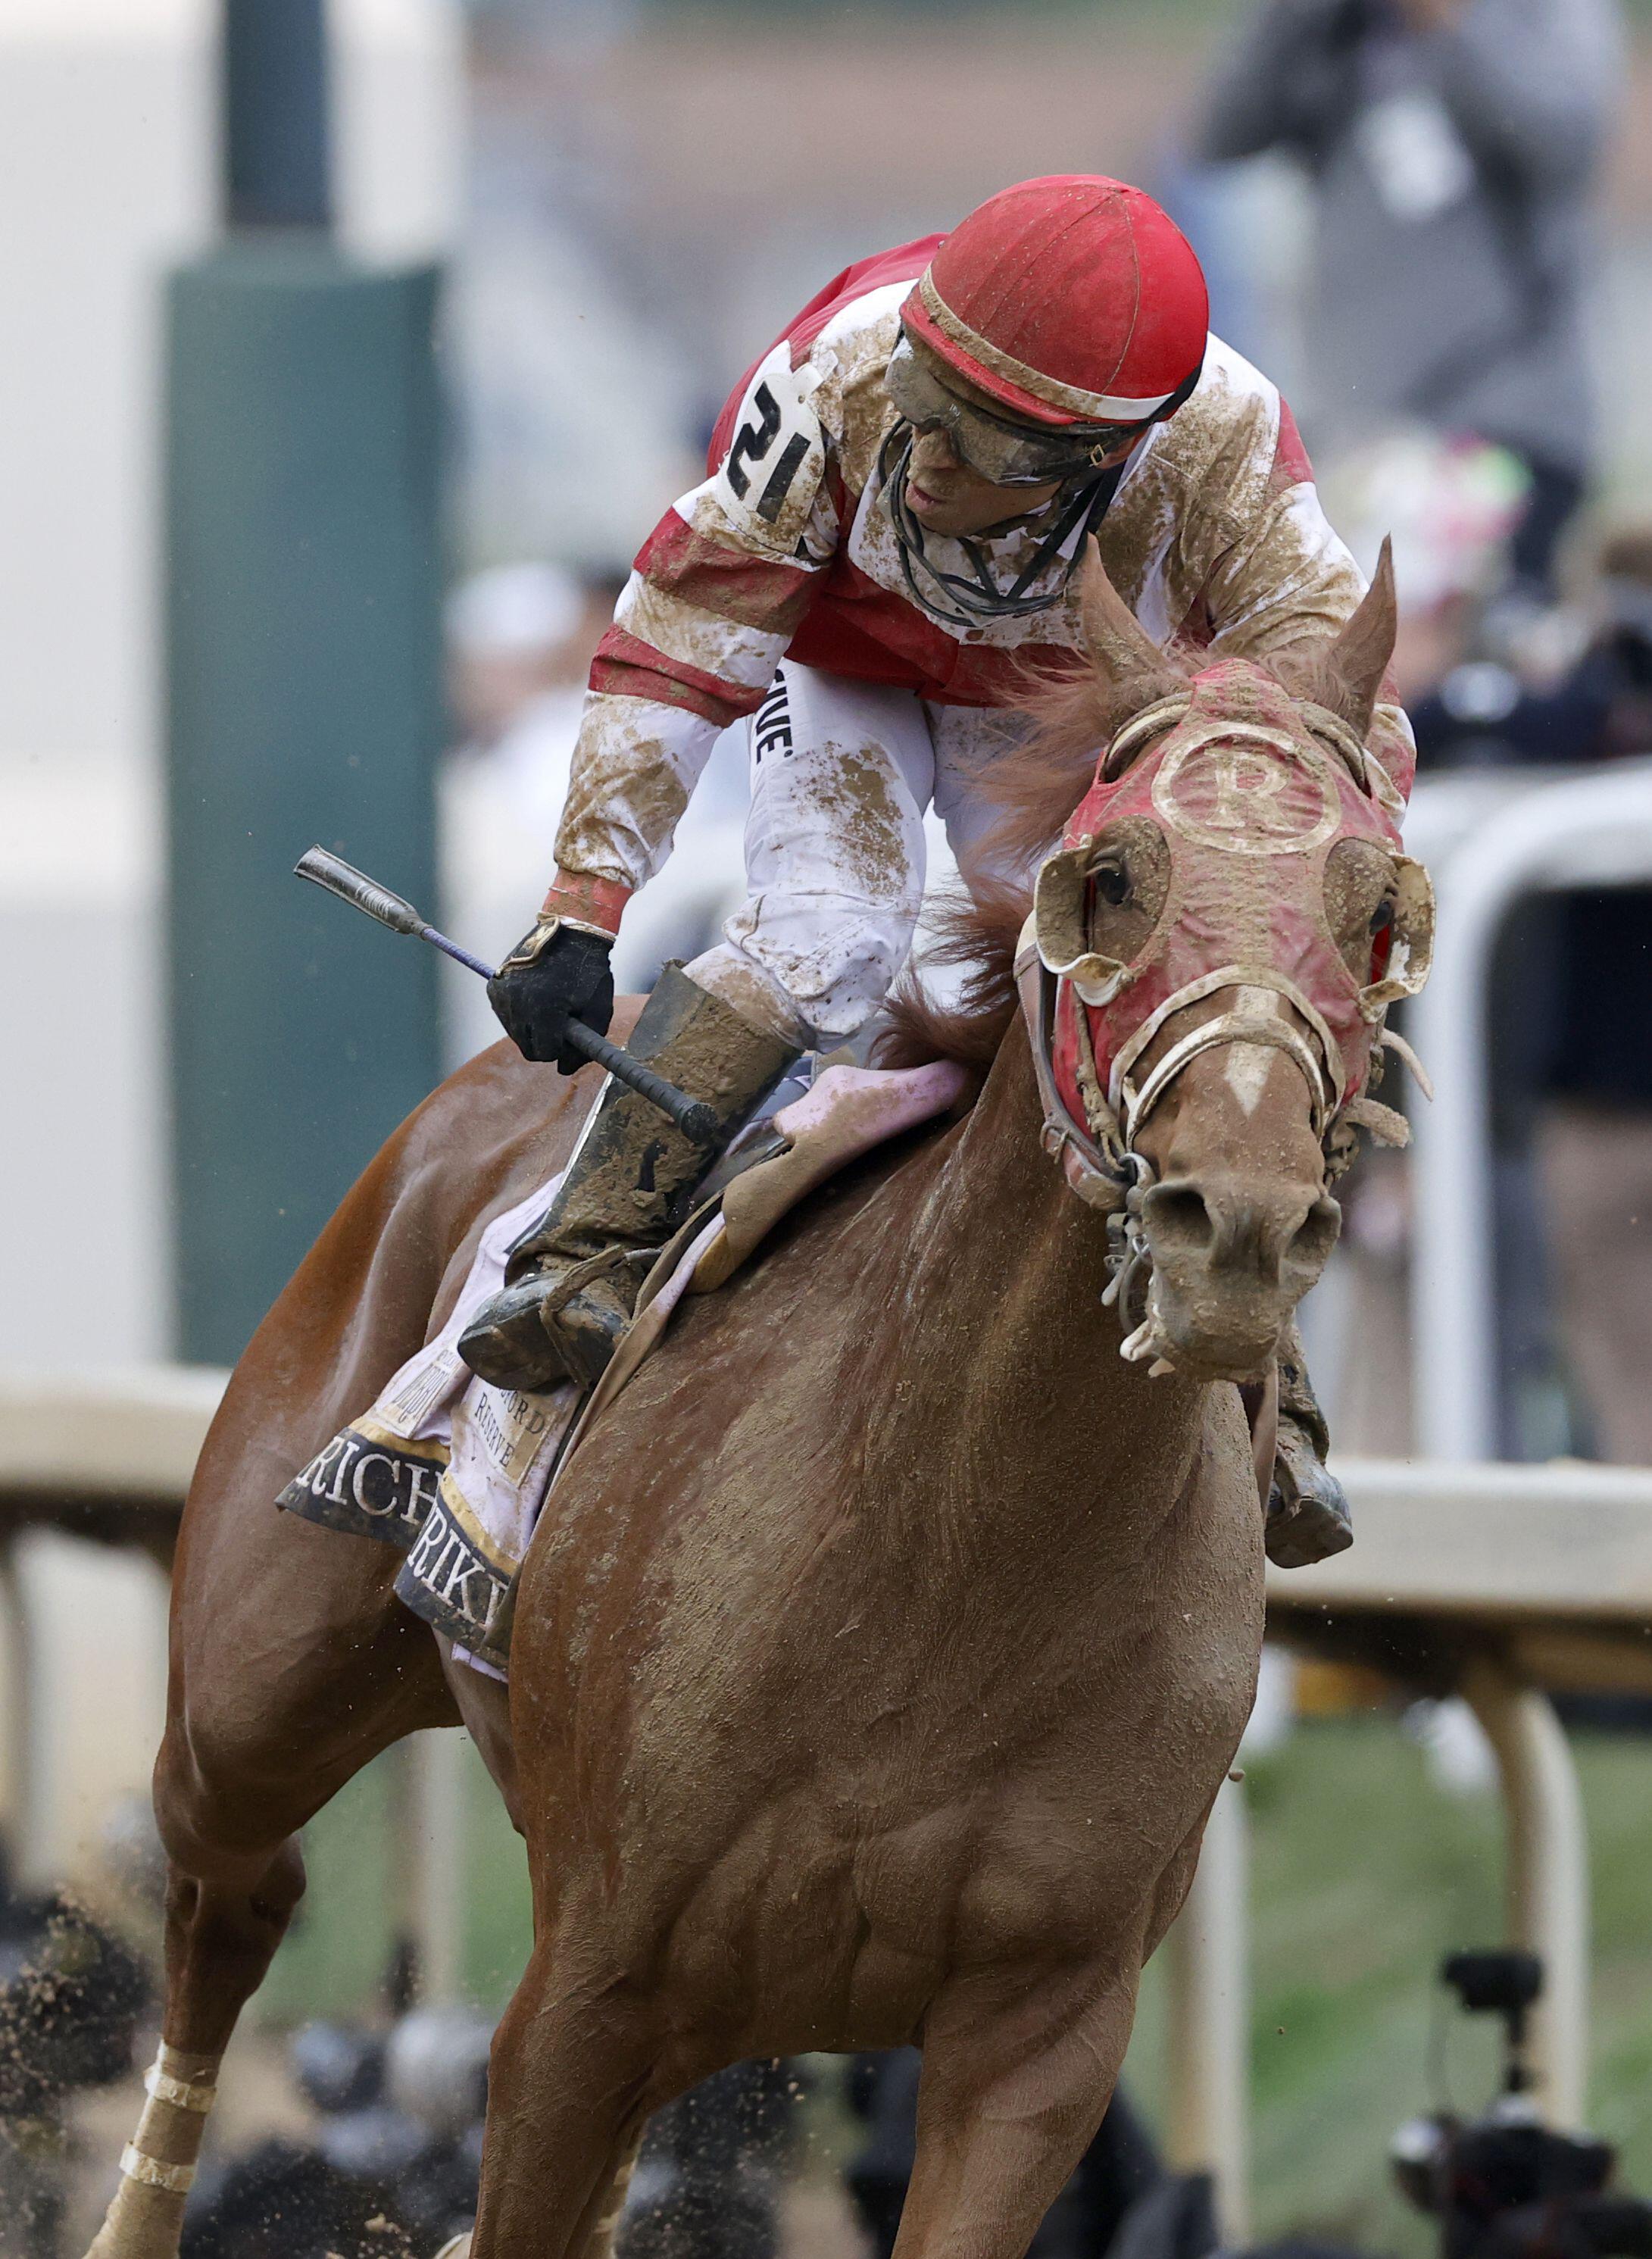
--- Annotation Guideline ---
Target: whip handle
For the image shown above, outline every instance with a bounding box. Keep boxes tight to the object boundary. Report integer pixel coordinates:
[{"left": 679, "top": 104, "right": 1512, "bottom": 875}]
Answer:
[{"left": 294, "top": 846, "right": 424, "bottom": 936}]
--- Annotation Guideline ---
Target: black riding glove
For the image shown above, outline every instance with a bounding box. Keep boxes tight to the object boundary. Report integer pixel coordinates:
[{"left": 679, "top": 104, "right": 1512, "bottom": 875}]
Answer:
[{"left": 488, "top": 919, "right": 615, "bottom": 1073}]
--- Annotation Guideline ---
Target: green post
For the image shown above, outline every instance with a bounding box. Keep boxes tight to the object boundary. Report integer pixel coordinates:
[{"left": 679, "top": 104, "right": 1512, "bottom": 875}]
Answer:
[{"left": 165, "top": 8, "right": 445, "bottom": 1364}]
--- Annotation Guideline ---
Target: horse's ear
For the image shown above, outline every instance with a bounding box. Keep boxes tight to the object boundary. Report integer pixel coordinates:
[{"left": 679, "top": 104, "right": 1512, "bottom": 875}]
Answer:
[
  {"left": 1316, "top": 536, "right": 1397, "bottom": 738},
  {"left": 1079, "top": 539, "right": 1182, "bottom": 688}
]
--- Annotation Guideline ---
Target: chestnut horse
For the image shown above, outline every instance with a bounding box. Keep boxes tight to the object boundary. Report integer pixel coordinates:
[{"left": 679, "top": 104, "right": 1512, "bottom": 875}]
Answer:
[{"left": 86, "top": 555, "right": 1412, "bottom": 2259}]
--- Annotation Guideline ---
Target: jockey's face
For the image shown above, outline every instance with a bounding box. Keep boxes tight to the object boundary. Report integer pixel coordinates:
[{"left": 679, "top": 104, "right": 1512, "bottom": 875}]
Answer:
[
  {"left": 900, "top": 341, "right": 1140, "bottom": 539},
  {"left": 905, "top": 426, "right": 1063, "bottom": 536}
]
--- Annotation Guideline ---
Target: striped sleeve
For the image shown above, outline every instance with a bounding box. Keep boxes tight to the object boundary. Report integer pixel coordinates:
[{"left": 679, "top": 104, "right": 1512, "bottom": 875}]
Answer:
[{"left": 551, "top": 342, "right": 840, "bottom": 904}]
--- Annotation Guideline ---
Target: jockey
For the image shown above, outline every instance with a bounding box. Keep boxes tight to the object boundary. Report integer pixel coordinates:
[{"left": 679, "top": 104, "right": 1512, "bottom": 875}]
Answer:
[{"left": 460, "top": 175, "right": 1413, "bottom": 1558}]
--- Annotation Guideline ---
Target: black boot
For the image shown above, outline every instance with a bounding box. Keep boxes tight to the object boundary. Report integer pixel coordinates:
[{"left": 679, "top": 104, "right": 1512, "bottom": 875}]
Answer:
[
  {"left": 1264, "top": 1320, "right": 1354, "bottom": 1568},
  {"left": 460, "top": 966, "right": 800, "bottom": 1393}
]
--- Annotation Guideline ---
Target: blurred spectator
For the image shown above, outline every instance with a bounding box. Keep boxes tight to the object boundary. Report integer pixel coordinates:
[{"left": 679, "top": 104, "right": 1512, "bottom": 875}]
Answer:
[
  {"left": 447, "top": 560, "right": 623, "bottom": 828},
  {"left": 1413, "top": 529, "right": 1652, "bottom": 770},
  {"left": 182, "top": 2007, "right": 491, "bottom": 2256},
  {"left": 1193, "top": 0, "right": 1622, "bottom": 603},
  {"left": 1416, "top": 528, "right": 1652, "bottom": 1464},
  {"left": 0, "top": 1859, "right": 150, "bottom": 2259},
  {"left": 1319, "top": 430, "right": 1531, "bottom": 705},
  {"left": 623, "top": 2059, "right": 801, "bottom": 2259}
]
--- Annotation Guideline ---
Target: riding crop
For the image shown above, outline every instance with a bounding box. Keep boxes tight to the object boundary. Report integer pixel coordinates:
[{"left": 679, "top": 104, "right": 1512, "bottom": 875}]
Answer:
[{"left": 293, "top": 845, "right": 720, "bottom": 1140}]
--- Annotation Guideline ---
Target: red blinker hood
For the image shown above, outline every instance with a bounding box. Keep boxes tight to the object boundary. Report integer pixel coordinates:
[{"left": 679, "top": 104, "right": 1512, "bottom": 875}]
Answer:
[{"left": 1031, "top": 659, "right": 1432, "bottom": 1144}]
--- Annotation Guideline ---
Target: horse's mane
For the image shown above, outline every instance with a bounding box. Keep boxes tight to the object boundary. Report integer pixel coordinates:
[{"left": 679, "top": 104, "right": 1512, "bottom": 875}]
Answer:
[{"left": 875, "top": 878, "right": 1027, "bottom": 1073}]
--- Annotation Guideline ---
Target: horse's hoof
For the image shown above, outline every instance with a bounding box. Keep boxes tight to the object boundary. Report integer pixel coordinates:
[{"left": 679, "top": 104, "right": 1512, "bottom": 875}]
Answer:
[{"left": 433, "top": 2239, "right": 473, "bottom": 2259}]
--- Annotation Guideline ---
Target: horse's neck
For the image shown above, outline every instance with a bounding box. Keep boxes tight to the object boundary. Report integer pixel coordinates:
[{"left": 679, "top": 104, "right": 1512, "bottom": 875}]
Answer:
[{"left": 873, "top": 1030, "right": 1207, "bottom": 1561}]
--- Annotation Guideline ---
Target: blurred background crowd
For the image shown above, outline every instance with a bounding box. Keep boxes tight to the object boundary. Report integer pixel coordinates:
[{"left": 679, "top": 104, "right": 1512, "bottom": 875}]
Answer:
[{"left": 6, "top": 0, "right": 1652, "bottom": 2251}]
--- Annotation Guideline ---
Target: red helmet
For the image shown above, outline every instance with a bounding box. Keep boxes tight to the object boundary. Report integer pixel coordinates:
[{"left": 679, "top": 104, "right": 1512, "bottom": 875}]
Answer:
[{"left": 901, "top": 175, "right": 1209, "bottom": 432}]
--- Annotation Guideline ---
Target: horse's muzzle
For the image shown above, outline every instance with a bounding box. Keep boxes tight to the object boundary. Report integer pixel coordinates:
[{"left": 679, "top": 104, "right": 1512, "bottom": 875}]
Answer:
[{"left": 1135, "top": 1175, "right": 1341, "bottom": 1381}]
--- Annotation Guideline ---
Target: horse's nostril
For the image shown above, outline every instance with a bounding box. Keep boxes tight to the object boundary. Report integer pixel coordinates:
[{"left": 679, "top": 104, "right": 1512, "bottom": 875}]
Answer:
[
  {"left": 1288, "top": 1196, "right": 1342, "bottom": 1273},
  {"left": 1145, "top": 1180, "right": 1340, "bottom": 1279},
  {"left": 1143, "top": 1182, "right": 1214, "bottom": 1252}
]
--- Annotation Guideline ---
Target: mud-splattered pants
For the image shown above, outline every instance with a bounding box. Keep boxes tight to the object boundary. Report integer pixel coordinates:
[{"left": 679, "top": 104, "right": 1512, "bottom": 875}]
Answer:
[{"left": 686, "top": 662, "right": 1023, "bottom": 1045}]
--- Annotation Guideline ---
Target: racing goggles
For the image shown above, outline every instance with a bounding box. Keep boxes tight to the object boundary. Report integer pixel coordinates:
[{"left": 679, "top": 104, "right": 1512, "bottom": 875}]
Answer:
[{"left": 885, "top": 333, "right": 1141, "bottom": 488}]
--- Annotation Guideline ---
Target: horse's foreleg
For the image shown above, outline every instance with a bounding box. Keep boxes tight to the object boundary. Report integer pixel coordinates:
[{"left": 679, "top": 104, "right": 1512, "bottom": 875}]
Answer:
[
  {"left": 83, "top": 1615, "right": 447, "bottom": 2258},
  {"left": 895, "top": 1966, "right": 1140, "bottom": 2259},
  {"left": 84, "top": 1819, "right": 307, "bottom": 2259},
  {"left": 470, "top": 1936, "right": 653, "bottom": 2259},
  {"left": 585, "top": 2124, "right": 645, "bottom": 2259},
  {"left": 445, "top": 2099, "right": 640, "bottom": 2259}
]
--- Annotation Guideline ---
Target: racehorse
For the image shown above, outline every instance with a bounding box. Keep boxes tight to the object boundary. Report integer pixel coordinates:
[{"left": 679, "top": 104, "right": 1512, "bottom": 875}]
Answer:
[{"left": 86, "top": 549, "right": 1417, "bottom": 2259}]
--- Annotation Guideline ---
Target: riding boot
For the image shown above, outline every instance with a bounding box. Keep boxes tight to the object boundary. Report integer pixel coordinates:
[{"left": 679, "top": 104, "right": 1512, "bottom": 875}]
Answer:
[
  {"left": 460, "top": 965, "right": 801, "bottom": 1394},
  {"left": 1264, "top": 1320, "right": 1354, "bottom": 1567}
]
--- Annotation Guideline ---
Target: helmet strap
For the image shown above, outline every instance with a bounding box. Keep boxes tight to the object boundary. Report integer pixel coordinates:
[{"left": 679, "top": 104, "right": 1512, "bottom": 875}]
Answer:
[{"left": 879, "top": 423, "right": 1123, "bottom": 628}]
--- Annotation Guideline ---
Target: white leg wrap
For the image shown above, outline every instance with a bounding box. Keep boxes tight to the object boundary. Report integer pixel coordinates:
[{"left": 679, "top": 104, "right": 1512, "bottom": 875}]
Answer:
[
  {"left": 86, "top": 2046, "right": 221, "bottom": 2256},
  {"left": 118, "top": 2145, "right": 196, "bottom": 2195},
  {"left": 142, "top": 2062, "right": 216, "bottom": 2113}
]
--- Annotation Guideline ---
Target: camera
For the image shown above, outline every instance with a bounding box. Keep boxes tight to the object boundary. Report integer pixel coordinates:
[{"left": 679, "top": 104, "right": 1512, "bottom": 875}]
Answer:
[
  {"left": 1391, "top": 1952, "right": 1652, "bottom": 2259},
  {"left": 1440, "top": 1950, "right": 1544, "bottom": 2027}
]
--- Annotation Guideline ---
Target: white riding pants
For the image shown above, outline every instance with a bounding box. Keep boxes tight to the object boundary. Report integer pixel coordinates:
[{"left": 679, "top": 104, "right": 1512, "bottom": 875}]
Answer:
[{"left": 686, "top": 662, "right": 1024, "bottom": 1045}]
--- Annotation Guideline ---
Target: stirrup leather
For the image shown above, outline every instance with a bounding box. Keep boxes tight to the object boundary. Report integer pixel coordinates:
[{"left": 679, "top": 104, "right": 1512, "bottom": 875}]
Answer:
[{"left": 532, "top": 1245, "right": 652, "bottom": 1316}]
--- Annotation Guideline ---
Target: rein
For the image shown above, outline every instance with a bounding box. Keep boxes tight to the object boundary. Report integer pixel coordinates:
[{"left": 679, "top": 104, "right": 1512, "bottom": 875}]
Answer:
[{"left": 1013, "top": 933, "right": 1161, "bottom": 1361}]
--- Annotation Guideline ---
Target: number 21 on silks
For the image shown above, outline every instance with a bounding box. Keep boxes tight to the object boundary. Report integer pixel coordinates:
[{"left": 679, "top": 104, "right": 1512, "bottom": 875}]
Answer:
[{"left": 713, "top": 348, "right": 826, "bottom": 545}]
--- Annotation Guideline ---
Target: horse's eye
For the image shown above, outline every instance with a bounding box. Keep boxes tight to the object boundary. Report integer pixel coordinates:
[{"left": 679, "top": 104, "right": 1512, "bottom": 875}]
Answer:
[
  {"left": 1093, "top": 860, "right": 1131, "bottom": 908},
  {"left": 1369, "top": 898, "right": 1394, "bottom": 938}
]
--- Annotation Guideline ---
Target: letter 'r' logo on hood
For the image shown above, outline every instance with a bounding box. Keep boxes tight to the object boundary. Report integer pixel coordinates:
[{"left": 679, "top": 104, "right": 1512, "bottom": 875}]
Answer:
[{"left": 1152, "top": 733, "right": 1341, "bottom": 858}]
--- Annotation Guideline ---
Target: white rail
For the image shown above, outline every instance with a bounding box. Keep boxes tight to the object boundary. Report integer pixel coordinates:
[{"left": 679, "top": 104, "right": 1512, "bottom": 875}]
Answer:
[
  {"left": 1166, "top": 1675, "right": 1589, "bottom": 2226},
  {"left": 1406, "top": 761, "right": 1652, "bottom": 1461},
  {"left": 0, "top": 1364, "right": 228, "bottom": 1501},
  {"left": 1166, "top": 1648, "right": 1593, "bottom": 2226},
  {"left": 1163, "top": 1456, "right": 1652, "bottom": 2226},
  {"left": 1462, "top": 1658, "right": 1590, "bottom": 2126},
  {"left": 0, "top": 1365, "right": 473, "bottom": 1986},
  {"left": 1163, "top": 1779, "right": 1250, "bottom": 2237},
  {"left": 0, "top": 1367, "right": 225, "bottom": 1881}
]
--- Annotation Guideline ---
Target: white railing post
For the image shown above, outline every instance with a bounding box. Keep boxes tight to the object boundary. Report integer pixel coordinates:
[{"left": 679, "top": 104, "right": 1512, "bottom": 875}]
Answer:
[
  {"left": 1163, "top": 1776, "right": 1250, "bottom": 2239},
  {"left": 1408, "top": 764, "right": 1652, "bottom": 1462},
  {"left": 1460, "top": 1659, "right": 1589, "bottom": 2126},
  {"left": 413, "top": 1728, "right": 468, "bottom": 2005},
  {"left": 387, "top": 1729, "right": 469, "bottom": 2005},
  {"left": 0, "top": 1545, "right": 45, "bottom": 1888}
]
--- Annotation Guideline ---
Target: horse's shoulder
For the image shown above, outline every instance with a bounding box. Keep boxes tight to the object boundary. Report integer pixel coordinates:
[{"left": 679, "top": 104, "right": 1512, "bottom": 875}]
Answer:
[{"left": 727, "top": 1099, "right": 966, "bottom": 1288}]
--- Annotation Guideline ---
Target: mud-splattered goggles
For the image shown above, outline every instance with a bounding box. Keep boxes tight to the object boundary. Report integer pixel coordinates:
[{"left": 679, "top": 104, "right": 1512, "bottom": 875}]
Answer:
[{"left": 884, "top": 334, "right": 1139, "bottom": 489}]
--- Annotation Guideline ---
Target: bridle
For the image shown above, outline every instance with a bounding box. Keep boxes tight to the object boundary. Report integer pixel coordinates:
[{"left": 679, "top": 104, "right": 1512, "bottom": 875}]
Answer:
[{"left": 1013, "top": 692, "right": 1425, "bottom": 1362}]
